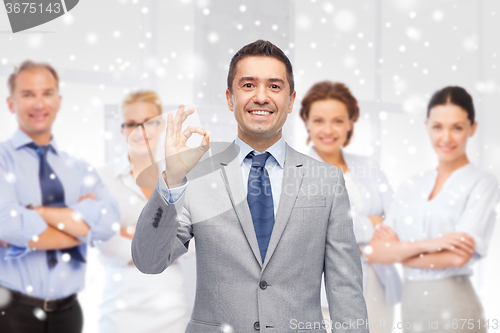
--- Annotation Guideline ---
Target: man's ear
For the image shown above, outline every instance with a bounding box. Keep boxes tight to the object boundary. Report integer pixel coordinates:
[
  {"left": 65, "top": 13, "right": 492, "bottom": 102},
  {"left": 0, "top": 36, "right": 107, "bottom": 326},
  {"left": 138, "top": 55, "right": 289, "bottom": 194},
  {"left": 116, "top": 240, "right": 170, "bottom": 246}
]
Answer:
[
  {"left": 226, "top": 89, "right": 234, "bottom": 111},
  {"left": 288, "top": 90, "right": 296, "bottom": 114},
  {"left": 6, "top": 97, "right": 15, "bottom": 114},
  {"left": 55, "top": 95, "right": 62, "bottom": 114}
]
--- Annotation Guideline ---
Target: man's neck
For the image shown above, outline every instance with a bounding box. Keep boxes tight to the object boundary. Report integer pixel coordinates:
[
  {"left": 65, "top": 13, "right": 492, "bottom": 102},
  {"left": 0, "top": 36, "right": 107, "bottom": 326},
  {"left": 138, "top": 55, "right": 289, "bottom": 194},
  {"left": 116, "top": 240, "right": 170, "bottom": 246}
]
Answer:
[
  {"left": 238, "top": 131, "right": 282, "bottom": 153},
  {"left": 21, "top": 127, "right": 52, "bottom": 146}
]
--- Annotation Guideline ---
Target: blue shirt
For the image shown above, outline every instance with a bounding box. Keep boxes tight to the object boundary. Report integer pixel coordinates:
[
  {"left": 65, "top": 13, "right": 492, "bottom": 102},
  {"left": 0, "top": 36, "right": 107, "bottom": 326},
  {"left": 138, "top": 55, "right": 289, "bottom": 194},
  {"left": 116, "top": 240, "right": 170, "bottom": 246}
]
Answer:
[
  {"left": 0, "top": 129, "right": 119, "bottom": 299},
  {"left": 160, "top": 136, "right": 286, "bottom": 217}
]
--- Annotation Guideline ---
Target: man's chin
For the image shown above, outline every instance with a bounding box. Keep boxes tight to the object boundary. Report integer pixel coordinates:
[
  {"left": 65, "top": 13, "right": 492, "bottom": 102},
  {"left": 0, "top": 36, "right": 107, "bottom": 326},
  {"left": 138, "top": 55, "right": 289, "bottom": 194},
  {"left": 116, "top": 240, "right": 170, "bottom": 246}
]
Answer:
[{"left": 21, "top": 124, "right": 53, "bottom": 136}]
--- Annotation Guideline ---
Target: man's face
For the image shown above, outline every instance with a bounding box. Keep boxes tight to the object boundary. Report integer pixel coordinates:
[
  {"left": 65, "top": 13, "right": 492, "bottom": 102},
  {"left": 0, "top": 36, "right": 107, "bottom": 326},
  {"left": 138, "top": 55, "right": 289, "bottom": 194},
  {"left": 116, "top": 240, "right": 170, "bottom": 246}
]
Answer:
[
  {"left": 7, "top": 68, "right": 61, "bottom": 138},
  {"left": 226, "top": 56, "right": 296, "bottom": 145}
]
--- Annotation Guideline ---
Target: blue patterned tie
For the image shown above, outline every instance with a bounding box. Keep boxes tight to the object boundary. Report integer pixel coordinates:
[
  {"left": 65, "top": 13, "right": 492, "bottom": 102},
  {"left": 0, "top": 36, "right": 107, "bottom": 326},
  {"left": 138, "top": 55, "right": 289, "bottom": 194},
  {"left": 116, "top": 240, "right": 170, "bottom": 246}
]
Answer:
[
  {"left": 246, "top": 151, "right": 274, "bottom": 262},
  {"left": 26, "top": 143, "right": 85, "bottom": 268}
]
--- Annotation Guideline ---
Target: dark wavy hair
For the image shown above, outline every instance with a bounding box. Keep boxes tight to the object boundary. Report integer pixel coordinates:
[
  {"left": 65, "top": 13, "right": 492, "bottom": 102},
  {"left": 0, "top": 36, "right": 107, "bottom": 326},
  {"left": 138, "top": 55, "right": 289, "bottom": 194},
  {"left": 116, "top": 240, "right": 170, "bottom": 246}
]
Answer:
[
  {"left": 300, "top": 81, "right": 359, "bottom": 146},
  {"left": 227, "top": 40, "right": 294, "bottom": 95}
]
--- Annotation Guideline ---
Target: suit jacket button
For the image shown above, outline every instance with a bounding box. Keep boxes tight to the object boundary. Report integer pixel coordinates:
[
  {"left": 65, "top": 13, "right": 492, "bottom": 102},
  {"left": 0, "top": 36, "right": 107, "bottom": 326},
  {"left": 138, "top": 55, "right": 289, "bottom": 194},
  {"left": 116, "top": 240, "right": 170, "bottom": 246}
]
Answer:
[
  {"left": 253, "top": 321, "right": 260, "bottom": 330},
  {"left": 158, "top": 207, "right": 163, "bottom": 213},
  {"left": 152, "top": 222, "right": 159, "bottom": 228},
  {"left": 155, "top": 212, "right": 162, "bottom": 218},
  {"left": 154, "top": 217, "right": 160, "bottom": 223},
  {"left": 259, "top": 281, "right": 268, "bottom": 290}
]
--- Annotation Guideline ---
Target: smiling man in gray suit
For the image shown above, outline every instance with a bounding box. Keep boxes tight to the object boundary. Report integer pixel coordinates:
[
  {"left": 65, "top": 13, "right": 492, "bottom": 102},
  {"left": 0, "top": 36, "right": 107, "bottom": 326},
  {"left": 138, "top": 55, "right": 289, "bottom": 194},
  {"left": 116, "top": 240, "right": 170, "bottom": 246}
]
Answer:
[{"left": 132, "top": 40, "right": 369, "bottom": 333}]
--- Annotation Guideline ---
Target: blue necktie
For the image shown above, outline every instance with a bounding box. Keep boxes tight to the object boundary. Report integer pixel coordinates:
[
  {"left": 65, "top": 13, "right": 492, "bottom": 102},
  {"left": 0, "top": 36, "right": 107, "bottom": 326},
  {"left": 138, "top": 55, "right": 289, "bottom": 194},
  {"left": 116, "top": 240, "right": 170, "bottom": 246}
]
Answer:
[
  {"left": 26, "top": 143, "right": 85, "bottom": 268},
  {"left": 246, "top": 151, "right": 274, "bottom": 262}
]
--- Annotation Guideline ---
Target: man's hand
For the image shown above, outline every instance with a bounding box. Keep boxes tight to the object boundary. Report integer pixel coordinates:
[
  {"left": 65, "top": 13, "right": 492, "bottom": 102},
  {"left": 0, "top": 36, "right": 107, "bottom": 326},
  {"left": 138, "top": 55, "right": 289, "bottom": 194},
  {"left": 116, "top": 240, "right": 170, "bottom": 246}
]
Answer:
[
  {"left": 163, "top": 105, "right": 210, "bottom": 188},
  {"left": 33, "top": 206, "right": 90, "bottom": 238},
  {"left": 368, "top": 215, "right": 384, "bottom": 228},
  {"left": 79, "top": 193, "right": 96, "bottom": 202}
]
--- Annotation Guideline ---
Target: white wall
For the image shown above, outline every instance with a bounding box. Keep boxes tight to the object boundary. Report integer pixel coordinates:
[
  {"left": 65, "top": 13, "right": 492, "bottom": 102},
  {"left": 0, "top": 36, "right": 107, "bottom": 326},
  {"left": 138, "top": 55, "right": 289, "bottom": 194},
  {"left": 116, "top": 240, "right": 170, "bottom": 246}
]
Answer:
[{"left": 1, "top": 0, "right": 499, "bottom": 332}]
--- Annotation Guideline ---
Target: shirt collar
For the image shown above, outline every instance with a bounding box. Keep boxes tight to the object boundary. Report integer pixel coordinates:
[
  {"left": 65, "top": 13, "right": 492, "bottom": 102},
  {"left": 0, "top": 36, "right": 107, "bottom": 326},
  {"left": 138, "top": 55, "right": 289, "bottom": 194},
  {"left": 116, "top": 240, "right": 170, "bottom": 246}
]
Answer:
[
  {"left": 11, "top": 128, "right": 59, "bottom": 155},
  {"left": 114, "top": 154, "right": 132, "bottom": 178},
  {"left": 235, "top": 135, "right": 286, "bottom": 168}
]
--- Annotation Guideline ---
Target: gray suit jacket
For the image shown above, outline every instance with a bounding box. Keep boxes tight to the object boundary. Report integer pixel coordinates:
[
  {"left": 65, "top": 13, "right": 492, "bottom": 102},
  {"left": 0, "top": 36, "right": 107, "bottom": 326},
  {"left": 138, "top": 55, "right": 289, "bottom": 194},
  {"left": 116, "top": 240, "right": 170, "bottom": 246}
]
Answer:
[{"left": 132, "top": 142, "right": 369, "bottom": 333}]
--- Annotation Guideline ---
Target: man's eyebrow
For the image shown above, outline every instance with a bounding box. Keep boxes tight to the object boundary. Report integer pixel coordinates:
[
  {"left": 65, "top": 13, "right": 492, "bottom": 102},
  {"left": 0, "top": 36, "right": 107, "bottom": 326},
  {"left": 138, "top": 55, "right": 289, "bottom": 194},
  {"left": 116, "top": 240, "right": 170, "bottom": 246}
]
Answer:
[
  {"left": 19, "top": 88, "right": 56, "bottom": 93},
  {"left": 238, "top": 76, "right": 256, "bottom": 83},
  {"left": 268, "top": 78, "right": 286, "bottom": 85},
  {"left": 237, "top": 77, "right": 286, "bottom": 85}
]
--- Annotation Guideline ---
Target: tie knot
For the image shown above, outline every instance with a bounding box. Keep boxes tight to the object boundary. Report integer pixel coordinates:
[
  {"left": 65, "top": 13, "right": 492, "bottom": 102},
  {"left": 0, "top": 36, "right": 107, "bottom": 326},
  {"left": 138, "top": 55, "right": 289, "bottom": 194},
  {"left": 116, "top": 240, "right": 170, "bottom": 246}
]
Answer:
[
  {"left": 26, "top": 142, "right": 50, "bottom": 157},
  {"left": 247, "top": 151, "right": 271, "bottom": 168}
]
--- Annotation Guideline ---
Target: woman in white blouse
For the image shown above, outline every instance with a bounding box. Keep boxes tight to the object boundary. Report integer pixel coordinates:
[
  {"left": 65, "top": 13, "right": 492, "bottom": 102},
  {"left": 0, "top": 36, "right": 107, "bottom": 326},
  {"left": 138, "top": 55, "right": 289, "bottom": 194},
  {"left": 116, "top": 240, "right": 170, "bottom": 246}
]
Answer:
[
  {"left": 300, "top": 81, "right": 401, "bottom": 333},
  {"left": 97, "top": 91, "right": 189, "bottom": 333},
  {"left": 367, "top": 86, "right": 500, "bottom": 332}
]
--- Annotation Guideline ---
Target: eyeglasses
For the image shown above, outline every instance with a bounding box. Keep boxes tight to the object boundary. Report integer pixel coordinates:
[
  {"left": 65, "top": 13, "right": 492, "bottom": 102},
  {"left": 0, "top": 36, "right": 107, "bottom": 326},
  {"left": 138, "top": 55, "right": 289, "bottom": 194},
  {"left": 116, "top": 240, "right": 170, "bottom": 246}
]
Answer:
[{"left": 121, "top": 120, "right": 161, "bottom": 130}]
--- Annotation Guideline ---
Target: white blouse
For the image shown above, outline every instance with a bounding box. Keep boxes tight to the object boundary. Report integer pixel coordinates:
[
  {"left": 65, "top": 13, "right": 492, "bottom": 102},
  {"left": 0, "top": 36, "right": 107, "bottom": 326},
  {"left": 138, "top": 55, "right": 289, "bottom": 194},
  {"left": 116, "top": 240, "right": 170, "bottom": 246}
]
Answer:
[
  {"left": 96, "top": 155, "right": 189, "bottom": 333},
  {"left": 384, "top": 163, "right": 500, "bottom": 281}
]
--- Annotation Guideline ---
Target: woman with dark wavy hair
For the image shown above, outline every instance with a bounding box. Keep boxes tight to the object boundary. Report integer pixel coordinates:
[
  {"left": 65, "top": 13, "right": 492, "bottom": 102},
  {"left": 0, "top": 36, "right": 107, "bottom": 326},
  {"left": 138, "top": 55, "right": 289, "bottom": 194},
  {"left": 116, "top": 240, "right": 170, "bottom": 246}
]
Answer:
[{"left": 300, "top": 81, "right": 400, "bottom": 332}]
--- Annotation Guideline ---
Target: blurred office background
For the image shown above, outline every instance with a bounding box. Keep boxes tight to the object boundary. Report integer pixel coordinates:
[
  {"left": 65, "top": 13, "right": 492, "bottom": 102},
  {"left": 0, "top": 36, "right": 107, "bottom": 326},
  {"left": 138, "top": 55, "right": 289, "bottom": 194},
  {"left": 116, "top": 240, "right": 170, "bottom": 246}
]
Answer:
[{"left": 0, "top": 0, "right": 499, "bottom": 332}]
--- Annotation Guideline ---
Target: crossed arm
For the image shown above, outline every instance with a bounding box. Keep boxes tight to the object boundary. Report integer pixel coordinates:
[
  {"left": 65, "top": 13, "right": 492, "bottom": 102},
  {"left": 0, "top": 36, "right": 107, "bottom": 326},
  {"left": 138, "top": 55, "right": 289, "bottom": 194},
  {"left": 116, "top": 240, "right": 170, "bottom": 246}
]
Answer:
[
  {"left": 365, "top": 225, "right": 476, "bottom": 269},
  {"left": 2, "top": 194, "right": 95, "bottom": 251}
]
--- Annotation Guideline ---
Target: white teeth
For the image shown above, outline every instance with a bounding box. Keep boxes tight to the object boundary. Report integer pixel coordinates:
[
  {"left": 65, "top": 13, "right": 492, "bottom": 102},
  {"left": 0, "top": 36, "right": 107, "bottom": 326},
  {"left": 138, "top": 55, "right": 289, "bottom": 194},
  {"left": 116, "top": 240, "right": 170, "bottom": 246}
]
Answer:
[{"left": 249, "top": 111, "right": 271, "bottom": 115}]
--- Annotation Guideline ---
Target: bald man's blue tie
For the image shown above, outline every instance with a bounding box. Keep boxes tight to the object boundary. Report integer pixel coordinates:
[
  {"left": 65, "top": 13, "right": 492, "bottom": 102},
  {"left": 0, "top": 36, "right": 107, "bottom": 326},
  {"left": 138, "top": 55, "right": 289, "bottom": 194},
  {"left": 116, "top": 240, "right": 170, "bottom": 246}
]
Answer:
[
  {"left": 246, "top": 151, "right": 274, "bottom": 263},
  {"left": 26, "top": 143, "right": 85, "bottom": 269}
]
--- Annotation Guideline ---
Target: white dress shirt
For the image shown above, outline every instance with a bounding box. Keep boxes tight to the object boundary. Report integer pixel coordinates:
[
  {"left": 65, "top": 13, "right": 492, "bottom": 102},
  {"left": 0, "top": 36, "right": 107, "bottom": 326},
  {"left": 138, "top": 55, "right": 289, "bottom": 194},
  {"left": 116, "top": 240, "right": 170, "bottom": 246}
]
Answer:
[
  {"left": 96, "top": 155, "right": 189, "bottom": 333},
  {"left": 384, "top": 163, "right": 500, "bottom": 281}
]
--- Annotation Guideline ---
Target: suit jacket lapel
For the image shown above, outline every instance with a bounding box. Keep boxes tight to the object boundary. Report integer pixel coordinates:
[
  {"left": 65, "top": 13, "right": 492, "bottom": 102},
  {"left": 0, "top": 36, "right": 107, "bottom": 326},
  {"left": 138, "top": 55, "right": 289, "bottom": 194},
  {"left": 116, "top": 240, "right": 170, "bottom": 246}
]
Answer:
[
  {"left": 262, "top": 144, "right": 304, "bottom": 271},
  {"left": 220, "top": 142, "right": 263, "bottom": 267}
]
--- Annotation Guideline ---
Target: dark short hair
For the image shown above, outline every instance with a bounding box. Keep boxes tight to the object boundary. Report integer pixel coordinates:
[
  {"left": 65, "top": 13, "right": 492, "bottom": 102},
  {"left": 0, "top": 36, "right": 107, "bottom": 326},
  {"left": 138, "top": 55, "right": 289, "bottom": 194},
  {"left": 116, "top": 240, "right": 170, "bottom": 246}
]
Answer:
[
  {"left": 227, "top": 40, "right": 294, "bottom": 95},
  {"left": 8, "top": 60, "right": 59, "bottom": 96},
  {"left": 427, "top": 86, "right": 475, "bottom": 124},
  {"left": 299, "top": 81, "right": 360, "bottom": 147}
]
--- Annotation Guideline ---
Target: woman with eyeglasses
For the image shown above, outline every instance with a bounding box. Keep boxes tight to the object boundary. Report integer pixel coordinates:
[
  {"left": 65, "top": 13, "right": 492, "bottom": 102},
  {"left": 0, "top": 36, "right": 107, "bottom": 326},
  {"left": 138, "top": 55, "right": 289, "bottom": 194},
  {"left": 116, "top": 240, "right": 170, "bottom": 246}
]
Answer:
[
  {"left": 300, "top": 81, "right": 401, "bottom": 333},
  {"left": 96, "top": 91, "right": 189, "bottom": 333},
  {"left": 366, "top": 86, "right": 500, "bottom": 332}
]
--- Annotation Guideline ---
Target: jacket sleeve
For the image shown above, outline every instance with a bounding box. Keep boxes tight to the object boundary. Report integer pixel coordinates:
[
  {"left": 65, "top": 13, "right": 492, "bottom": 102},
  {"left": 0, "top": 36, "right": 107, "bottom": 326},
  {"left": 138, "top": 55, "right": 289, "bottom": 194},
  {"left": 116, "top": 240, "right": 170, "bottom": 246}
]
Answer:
[
  {"left": 324, "top": 171, "right": 369, "bottom": 332},
  {"left": 131, "top": 178, "right": 193, "bottom": 274}
]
